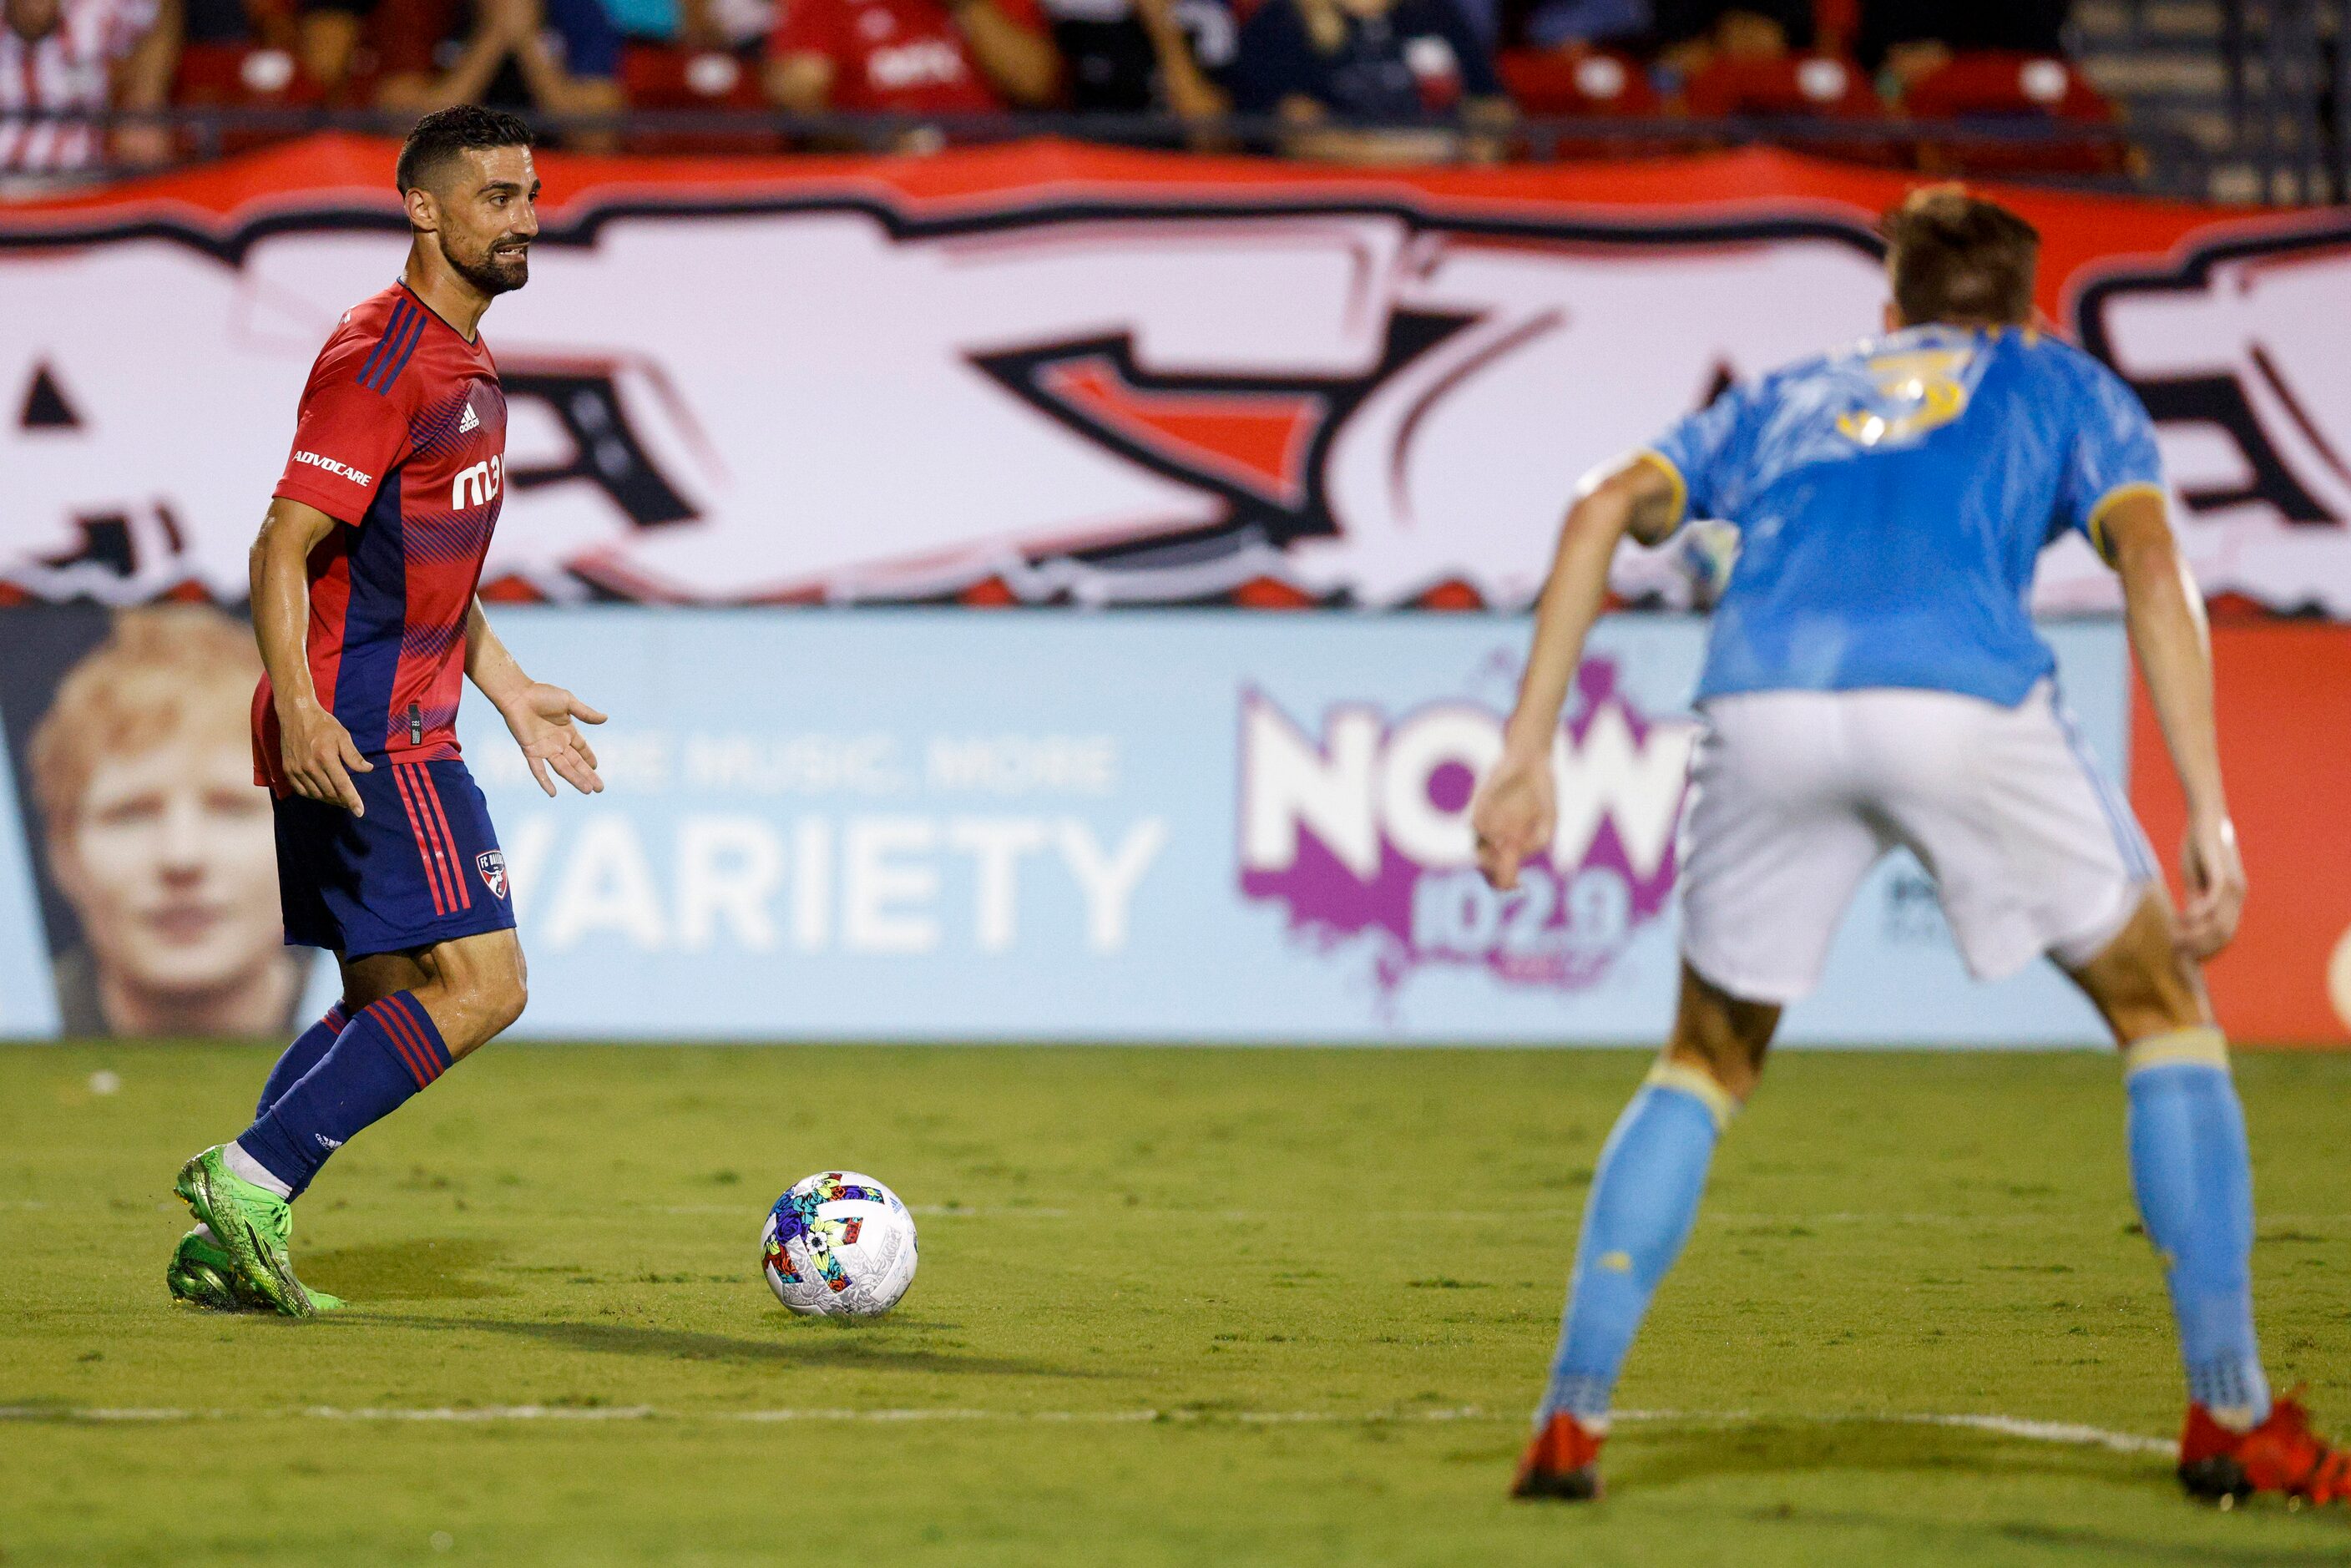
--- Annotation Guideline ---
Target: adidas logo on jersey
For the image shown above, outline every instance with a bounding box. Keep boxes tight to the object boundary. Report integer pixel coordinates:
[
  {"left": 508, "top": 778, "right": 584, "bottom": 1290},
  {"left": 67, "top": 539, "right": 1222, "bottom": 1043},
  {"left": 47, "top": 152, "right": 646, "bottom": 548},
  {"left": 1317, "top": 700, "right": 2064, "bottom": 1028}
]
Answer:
[{"left": 459, "top": 401, "right": 480, "bottom": 433}]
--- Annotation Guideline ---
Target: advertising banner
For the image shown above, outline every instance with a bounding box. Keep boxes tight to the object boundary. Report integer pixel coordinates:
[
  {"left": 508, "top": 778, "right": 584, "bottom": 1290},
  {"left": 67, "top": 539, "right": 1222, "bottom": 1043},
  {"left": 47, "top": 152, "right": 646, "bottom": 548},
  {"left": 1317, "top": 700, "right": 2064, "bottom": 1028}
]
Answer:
[
  {"left": 0, "top": 606, "right": 325, "bottom": 1039},
  {"left": 0, "top": 604, "right": 2133, "bottom": 1044},
  {"left": 3, "top": 138, "right": 2348, "bottom": 617},
  {"left": 2131, "top": 623, "right": 2351, "bottom": 1045}
]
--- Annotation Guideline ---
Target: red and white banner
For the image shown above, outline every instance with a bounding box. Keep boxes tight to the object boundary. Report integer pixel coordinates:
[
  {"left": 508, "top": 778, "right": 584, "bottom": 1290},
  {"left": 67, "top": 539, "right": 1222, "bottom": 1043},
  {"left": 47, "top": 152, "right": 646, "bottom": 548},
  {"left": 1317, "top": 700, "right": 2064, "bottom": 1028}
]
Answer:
[{"left": 3, "top": 135, "right": 2348, "bottom": 612}]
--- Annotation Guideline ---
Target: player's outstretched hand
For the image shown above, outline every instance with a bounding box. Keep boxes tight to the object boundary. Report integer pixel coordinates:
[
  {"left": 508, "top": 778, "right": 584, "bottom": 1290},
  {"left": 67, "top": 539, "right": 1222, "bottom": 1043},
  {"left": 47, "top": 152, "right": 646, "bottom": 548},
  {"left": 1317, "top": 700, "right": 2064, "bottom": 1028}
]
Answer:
[
  {"left": 2177, "top": 811, "right": 2246, "bottom": 960},
  {"left": 279, "top": 700, "right": 373, "bottom": 816},
  {"left": 1471, "top": 745, "right": 1555, "bottom": 893},
  {"left": 500, "top": 683, "right": 608, "bottom": 798}
]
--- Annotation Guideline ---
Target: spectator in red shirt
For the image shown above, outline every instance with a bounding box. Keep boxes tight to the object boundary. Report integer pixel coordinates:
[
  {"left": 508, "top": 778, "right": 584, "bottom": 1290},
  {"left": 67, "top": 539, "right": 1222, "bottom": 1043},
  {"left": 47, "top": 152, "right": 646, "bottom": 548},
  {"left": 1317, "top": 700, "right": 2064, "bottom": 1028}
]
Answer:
[
  {"left": 1, "top": 0, "right": 177, "bottom": 172},
  {"left": 761, "top": 0, "right": 1060, "bottom": 124},
  {"left": 367, "top": 0, "right": 626, "bottom": 149}
]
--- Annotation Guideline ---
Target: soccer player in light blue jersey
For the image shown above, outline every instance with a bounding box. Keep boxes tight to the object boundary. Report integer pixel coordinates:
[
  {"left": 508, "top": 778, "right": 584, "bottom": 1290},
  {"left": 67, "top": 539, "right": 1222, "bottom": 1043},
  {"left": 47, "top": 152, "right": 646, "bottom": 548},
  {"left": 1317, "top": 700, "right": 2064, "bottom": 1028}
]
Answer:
[{"left": 1472, "top": 187, "right": 2347, "bottom": 1506}]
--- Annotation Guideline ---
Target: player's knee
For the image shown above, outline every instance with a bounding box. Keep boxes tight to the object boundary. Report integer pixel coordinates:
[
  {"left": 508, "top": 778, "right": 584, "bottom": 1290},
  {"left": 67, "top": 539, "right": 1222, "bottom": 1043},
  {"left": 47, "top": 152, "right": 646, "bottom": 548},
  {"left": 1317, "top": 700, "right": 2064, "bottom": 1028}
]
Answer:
[
  {"left": 2065, "top": 893, "right": 2208, "bottom": 1044},
  {"left": 472, "top": 954, "right": 527, "bottom": 1039},
  {"left": 1668, "top": 963, "right": 1779, "bottom": 1102},
  {"left": 418, "top": 934, "right": 528, "bottom": 1053},
  {"left": 1666, "top": 1041, "right": 1762, "bottom": 1103}
]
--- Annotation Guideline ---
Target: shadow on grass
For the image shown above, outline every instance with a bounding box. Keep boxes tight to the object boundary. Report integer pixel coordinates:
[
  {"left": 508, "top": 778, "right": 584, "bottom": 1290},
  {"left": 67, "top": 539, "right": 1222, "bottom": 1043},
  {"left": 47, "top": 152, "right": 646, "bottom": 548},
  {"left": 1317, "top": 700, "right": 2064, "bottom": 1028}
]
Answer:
[
  {"left": 1605, "top": 1420, "right": 2351, "bottom": 1566},
  {"left": 301, "top": 1237, "right": 508, "bottom": 1301},
  {"left": 1615, "top": 1418, "right": 2124, "bottom": 1490},
  {"left": 367, "top": 1313, "right": 1095, "bottom": 1379}
]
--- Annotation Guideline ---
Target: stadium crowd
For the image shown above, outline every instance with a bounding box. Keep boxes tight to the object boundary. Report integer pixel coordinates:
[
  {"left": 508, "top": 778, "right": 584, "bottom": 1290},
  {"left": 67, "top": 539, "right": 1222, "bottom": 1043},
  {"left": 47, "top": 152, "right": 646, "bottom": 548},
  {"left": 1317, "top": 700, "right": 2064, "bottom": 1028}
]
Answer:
[{"left": 3, "top": 0, "right": 2113, "bottom": 175}]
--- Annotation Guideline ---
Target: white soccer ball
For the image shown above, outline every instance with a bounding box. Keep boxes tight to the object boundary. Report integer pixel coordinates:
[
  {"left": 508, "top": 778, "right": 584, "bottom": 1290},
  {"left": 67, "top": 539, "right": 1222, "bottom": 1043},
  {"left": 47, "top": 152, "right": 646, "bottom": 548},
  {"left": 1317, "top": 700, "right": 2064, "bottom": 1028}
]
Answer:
[{"left": 761, "top": 1171, "right": 918, "bottom": 1318}]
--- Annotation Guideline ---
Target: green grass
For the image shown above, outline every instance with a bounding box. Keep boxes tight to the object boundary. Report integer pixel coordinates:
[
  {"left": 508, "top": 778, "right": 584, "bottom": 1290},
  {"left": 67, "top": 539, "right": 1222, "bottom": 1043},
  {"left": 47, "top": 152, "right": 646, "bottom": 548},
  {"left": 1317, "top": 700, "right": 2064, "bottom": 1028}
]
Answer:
[{"left": 4, "top": 1044, "right": 2349, "bottom": 1566}]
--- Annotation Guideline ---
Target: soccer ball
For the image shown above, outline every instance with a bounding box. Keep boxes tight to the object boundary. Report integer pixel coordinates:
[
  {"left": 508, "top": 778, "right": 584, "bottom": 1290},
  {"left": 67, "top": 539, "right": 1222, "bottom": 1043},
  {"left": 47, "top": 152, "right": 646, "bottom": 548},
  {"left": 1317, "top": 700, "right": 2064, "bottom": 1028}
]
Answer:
[{"left": 761, "top": 1171, "right": 918, "bottom": 1318}]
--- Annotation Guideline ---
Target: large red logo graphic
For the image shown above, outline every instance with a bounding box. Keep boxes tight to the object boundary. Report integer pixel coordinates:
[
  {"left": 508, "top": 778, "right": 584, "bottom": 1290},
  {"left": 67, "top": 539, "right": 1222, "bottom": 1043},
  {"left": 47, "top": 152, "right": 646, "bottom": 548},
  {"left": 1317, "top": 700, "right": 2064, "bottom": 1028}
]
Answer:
[{"left": 2078, "top": 217, "right": 2351, "bottom": 566}]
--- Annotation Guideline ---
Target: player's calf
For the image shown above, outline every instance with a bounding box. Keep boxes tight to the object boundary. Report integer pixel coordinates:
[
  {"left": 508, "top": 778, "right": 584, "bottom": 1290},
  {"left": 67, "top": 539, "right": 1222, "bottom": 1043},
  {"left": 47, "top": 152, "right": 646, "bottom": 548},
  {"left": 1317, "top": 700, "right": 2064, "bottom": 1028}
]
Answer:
[
  {"left": 1519, "top": 965, "right": 1764, "bottom": 1497},
  {"left": 2062, "top": 893, "right": 2299, "bottom": 1491},
  {"left": 359, "top": 928, "right": 527, "bottom": 1060}
]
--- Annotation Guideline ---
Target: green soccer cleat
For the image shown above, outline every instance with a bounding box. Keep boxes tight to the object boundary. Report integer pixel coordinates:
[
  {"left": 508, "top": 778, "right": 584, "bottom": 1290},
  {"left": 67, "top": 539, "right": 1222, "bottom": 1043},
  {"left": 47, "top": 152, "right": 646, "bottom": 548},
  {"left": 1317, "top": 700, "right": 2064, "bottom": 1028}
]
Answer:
[
  {"left": 173, "top": 1148, "right": 316, "bottom": 1318},
  {"left": 164, "top": 1227, "right": 241, "bottom": 1311},
  {"left": 165, "top": 1227, "right": 347, "bottom": 1313}
]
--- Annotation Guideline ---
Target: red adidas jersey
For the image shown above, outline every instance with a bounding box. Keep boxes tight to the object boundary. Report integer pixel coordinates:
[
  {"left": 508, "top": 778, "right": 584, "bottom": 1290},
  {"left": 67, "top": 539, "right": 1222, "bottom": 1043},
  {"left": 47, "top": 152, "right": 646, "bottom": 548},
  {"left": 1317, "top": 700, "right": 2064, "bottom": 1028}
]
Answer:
[
  {"left": 255, "top": 282, "right": 507, "bottom": 789},
  {"left": 766, "top": 0, "right": 1044, "bottom": 114}
]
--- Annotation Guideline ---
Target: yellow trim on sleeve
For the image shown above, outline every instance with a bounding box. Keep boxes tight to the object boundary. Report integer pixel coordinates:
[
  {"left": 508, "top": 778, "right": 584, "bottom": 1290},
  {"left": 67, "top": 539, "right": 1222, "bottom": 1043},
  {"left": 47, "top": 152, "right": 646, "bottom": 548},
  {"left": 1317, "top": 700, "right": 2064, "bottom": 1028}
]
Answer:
[
  {"left": 1644, "top": 1060, "right": 1738, "bottom": 1130},
  {"left": 2086, "top": 480, "right": 2167, "bottom": 564},
  {"left": 2122, "top": 1026, "right": 2230, "bottom": 1076},
  {"left": 1631, "top": 448, "right": 1690, "bottom": 535}
]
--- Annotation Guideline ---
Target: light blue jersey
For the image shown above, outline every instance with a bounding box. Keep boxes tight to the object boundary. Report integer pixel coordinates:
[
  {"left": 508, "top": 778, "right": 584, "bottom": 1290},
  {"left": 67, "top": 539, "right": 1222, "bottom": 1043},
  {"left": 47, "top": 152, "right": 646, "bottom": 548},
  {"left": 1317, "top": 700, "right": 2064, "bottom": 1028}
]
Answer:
[{"left": 1646, "top": 324, "right": 2165, "bottom": 706}]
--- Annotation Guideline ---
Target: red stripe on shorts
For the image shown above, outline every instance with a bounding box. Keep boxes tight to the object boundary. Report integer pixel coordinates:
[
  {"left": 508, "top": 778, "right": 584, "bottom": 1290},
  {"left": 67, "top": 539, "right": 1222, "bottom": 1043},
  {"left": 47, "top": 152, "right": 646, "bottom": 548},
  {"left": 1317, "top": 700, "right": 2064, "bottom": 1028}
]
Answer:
[
  {"left": 390, "top": 764, "right": 454, "bottom": 917},
  {"left": 412, "top": 764, "right": 473, "bottom": 911}
]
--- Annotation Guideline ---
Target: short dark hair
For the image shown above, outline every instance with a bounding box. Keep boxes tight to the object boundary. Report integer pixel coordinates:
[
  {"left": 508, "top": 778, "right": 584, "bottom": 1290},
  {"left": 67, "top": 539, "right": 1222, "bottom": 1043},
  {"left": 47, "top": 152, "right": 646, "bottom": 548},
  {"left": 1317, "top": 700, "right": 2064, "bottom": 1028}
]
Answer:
[
  {"left": 395, "top": 105, "right": 533, "bottom": 196},
  {"left": 1881, "top": 185, "right": 2040, "bottom": 327}
]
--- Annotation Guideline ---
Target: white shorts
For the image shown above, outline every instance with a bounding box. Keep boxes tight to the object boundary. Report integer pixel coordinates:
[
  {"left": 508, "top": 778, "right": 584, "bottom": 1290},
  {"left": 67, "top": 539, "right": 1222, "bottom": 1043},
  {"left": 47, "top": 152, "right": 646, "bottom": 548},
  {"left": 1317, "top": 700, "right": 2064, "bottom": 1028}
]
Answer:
[{"left": 1677, "top": 680, "right": 2157, "bottom": 1005}]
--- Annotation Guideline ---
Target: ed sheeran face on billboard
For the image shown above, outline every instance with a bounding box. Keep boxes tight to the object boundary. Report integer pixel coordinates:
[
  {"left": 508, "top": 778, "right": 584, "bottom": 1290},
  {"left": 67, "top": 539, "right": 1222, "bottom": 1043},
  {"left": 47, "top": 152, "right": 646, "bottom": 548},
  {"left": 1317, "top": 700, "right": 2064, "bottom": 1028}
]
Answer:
[{"left": 34, "top": 609, "right": 302, "bottom": 1037}]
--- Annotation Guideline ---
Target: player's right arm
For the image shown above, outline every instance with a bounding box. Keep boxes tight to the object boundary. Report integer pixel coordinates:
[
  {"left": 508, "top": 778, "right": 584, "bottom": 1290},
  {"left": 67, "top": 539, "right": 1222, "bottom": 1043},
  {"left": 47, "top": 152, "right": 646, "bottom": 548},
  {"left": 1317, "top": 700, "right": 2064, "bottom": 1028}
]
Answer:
[
  {"left": 250, "top": 498, "right": 374, "bottom": 817},
  {"left": 1471, "top": 453, "right": 1681, "bottom": 892},
  {"left": 2100, "top": 491, "right": 2243, "bottom": 959}
]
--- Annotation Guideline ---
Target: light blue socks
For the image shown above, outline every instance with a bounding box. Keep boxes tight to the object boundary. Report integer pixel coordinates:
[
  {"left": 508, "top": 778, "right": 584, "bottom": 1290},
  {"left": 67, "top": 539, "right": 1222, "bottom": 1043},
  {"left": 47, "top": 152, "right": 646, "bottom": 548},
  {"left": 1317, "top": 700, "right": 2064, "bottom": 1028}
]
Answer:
[
  {"left": 1540, "top": 1061, "right": 1735, "bottom": 1424},
  {"left": 1538, "top": 1027, "right": 2270, "bottom": 1433},
  {"left": 2125, "top": 1027, "right": 2270, "bottom": 1428}
]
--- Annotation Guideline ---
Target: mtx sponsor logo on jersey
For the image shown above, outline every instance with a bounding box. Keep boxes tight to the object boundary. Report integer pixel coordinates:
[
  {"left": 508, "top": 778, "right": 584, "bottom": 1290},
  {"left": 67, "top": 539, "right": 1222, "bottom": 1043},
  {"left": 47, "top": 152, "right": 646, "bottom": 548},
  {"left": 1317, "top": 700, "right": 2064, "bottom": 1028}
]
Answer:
[{"left": 1236, "top": 659, "right": 1696, "bottom": 997}]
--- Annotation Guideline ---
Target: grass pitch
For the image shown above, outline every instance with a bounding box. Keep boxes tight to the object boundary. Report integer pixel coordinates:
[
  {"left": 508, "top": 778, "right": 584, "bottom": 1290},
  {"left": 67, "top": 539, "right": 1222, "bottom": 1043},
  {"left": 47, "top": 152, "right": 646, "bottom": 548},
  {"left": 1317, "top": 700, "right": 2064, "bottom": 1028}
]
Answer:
[{"left": 4, "top": 1044, "right": 2349, "bottom": 1566}]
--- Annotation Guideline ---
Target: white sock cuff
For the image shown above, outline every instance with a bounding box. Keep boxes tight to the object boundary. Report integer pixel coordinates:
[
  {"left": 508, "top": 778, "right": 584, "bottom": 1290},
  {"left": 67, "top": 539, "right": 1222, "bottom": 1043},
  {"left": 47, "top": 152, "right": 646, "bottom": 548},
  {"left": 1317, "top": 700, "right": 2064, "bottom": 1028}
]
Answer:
[
  {"left": 2122, "top": 1026, "right": 2230, "bottom": 1077},
  {"left": 223, "top": 1141, "right": 293, "bottom": 1199},
  {"left": 1643, "top": 1060, "right": 1739, "bottom": 1131}
]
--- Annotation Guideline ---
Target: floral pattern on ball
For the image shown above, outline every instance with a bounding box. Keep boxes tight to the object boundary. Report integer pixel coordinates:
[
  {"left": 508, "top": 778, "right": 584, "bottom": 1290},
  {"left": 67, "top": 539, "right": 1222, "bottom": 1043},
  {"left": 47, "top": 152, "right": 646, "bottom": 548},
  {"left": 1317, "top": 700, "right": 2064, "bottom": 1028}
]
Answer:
[{"left": 761, "top": 1170, "right": 919, "bottom": 1318}]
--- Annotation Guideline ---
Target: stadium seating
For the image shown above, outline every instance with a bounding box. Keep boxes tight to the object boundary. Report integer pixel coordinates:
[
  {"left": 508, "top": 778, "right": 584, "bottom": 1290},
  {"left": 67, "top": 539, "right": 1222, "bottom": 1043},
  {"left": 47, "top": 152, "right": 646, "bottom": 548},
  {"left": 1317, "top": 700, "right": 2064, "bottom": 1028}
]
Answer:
[
  {"left": 1679, "top": 51, "right": 1900, "bottom": 165},
  {"left": 1901, "top": 51, "right": 2126, "bottom": 176},
  {"left": 170, "top": 43, "right": 323, "bottom": 154},
  {"left": 1495, "top": 48, "right": 1665, "bottom": 159},
  {"left": 1681, "top": 52, "right": 1879, "bottom": 121},
  {"left": 1495, "top": 49, "right": 1661, "bottom": 118},
  {"left": 619, "top": 45, "right": 783, "bottom": 154}
]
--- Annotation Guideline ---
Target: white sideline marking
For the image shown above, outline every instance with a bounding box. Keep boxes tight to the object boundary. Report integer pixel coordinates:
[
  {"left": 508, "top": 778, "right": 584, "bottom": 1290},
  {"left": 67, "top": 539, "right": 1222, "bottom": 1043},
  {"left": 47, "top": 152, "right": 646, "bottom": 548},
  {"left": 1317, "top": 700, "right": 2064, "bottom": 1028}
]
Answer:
[
  {"left": 0, "top": 1404, "right": 2171, "bottom": 1452},
  {"left": 1607, "top": 1409, "right": 2172, "bottom": 1456}
]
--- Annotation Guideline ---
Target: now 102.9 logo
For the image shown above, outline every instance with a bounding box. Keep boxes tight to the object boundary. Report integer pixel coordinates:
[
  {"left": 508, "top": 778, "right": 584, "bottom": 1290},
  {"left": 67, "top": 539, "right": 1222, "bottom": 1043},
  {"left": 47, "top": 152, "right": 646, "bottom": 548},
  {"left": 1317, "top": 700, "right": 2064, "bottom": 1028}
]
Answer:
[{"left": 1236, "top": 659, "right": 1697, "bottom": 999}]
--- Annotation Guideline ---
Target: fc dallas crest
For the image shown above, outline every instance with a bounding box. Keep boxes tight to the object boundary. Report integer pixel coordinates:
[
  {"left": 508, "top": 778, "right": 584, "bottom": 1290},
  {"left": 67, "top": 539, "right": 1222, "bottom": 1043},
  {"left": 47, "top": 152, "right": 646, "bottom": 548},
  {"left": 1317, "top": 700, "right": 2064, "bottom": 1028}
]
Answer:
[{"left": 477, "top": 850, "right": 508, "bottom": 899}]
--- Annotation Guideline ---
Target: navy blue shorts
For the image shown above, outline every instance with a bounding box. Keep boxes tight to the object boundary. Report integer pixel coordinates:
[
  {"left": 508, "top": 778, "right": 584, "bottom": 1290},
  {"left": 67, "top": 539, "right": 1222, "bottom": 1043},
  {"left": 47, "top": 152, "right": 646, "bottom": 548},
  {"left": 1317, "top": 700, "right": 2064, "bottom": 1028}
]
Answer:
[{"left": 275, "top": 757, "right": 516, "bottom": 958}]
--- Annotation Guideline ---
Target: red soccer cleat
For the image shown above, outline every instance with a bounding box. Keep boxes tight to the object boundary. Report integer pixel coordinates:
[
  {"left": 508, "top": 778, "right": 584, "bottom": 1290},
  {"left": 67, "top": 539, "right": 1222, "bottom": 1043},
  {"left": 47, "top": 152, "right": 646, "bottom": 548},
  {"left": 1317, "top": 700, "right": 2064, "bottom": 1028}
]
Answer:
[
  {"left": 2178, "top": 1391, "right": 2351, "bottom": 1507},
  {"left": 1511, "top": 1411, "right": 1607, "bottom": 1500}
]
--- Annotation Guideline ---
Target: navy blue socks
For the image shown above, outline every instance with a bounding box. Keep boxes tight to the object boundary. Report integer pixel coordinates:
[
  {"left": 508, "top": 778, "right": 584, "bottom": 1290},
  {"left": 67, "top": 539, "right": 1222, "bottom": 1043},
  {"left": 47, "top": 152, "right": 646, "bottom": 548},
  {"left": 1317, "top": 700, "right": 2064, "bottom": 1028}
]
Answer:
[
  {"left": 1540, "top": 1061, "right": 1735, "bottom": 1424},
  {"left": 2125, "top": 1027, "right": 2271, "bottom": 1429},
  {"left": 255, "top": 1004, "right": 348, "bottom": 1119},
  {"left": 233, "top": 993, "right": 452, "bottom": 1200}
]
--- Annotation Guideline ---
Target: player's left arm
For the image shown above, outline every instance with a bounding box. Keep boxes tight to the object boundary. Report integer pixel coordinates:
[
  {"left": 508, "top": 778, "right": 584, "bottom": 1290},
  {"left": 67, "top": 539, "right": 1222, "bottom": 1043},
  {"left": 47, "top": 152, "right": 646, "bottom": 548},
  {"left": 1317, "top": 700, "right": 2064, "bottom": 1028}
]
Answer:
[
  {"left": 2066, "top": 359, "right": 2242, "bottom": 958},
  {"left": 463, "top": 598, "right": 607, "bottom": 797},
  {"left": 2101, "top": 492, "right": 2243, "bottom": 959},
  {"left": 1469, "top": 453, "right": 1681, "bottom": 891}
]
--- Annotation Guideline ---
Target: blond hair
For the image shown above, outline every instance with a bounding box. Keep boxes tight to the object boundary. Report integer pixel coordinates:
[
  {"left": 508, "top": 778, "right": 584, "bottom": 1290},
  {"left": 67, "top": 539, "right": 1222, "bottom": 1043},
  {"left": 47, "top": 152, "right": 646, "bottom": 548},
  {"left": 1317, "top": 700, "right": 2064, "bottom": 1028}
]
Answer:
[{"left": 29, "top": 607, "right": 263, "bottom": 834}]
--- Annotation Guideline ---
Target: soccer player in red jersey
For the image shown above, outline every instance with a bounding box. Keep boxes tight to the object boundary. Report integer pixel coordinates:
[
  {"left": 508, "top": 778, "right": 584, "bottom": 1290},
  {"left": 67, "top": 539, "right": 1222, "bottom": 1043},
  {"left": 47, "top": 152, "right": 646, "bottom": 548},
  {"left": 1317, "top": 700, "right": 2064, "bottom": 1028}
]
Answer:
[{"left": 168, "top": 106, "right": 608, "bottom": 1318}]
